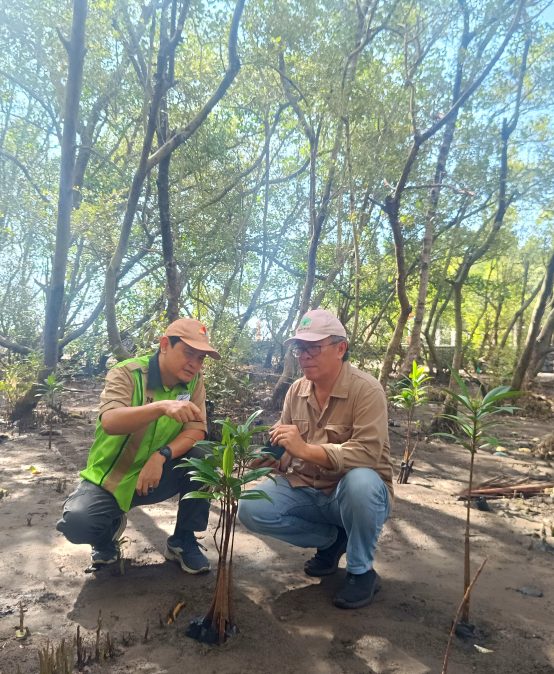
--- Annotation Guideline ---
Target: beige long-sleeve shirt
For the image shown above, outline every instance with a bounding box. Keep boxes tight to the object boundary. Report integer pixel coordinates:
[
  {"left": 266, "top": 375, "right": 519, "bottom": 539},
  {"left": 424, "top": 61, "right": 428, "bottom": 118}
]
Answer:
[{"left": 281, "top": 361, "right": 394, "bottom": 498}]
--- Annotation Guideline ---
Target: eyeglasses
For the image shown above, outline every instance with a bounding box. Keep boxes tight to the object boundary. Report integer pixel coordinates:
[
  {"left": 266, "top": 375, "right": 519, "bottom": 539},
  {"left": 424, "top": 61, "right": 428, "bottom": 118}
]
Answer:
[{"left": 290, "top": 339, "right": 344, "bottom": 358}]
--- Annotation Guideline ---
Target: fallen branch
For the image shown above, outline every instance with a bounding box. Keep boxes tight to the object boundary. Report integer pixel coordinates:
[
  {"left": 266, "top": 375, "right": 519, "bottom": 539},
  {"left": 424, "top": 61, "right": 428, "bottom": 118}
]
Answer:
[{"left": 458, "top": 482, "right": 554, "bottom": 500}]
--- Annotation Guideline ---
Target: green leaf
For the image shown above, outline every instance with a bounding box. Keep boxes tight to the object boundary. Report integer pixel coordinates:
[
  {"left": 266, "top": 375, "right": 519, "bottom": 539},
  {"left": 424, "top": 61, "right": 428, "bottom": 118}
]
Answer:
[
  {"left": 243, "top": 409, "right": 264, "bottom": 429},
  {"left": 179, "top": 458, "right": 221, "bottom": 482},
  {"left": 181, "top": 491, "right": 213, "bottom": 500},
  {"left": 239, "top": 489, "right": 273, "bottom": 502},
  {"left": 240, "top": 467, "right": 273, "bottom": 484},
  {"left": 222, "top": 444, "right": 234, "bottom": 478},
  {"left": 189, "top": 474, "right": 221, "bottom": 487},
  {"left": 481, "top": 386, "right": 515, "bottom": 405}
]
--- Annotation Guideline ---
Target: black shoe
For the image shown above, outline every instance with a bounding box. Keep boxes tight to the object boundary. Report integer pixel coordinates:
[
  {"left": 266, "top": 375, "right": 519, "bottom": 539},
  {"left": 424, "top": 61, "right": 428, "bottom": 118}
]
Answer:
[
  {"left": 333, "top": 569, "right": 381, "bottom": 609},
  {"left": 304, "top": 528, "right": 347, "bottom": 577}
]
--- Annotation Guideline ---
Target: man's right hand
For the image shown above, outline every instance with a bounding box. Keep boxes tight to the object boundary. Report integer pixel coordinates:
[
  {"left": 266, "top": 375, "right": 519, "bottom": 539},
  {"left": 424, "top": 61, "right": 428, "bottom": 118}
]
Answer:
[
  {"left": 157, "top": 399, "right": 203, "bottom": 424},
  {"left": 102, "top": 399, "right": 203, "bottom": 435}
]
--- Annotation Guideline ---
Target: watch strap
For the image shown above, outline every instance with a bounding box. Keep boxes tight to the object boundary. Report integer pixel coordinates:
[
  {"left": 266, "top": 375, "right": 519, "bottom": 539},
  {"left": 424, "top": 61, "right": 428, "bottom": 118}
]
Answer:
[{"left": 158, "top": 445, "right": 172, "bottom": 461}]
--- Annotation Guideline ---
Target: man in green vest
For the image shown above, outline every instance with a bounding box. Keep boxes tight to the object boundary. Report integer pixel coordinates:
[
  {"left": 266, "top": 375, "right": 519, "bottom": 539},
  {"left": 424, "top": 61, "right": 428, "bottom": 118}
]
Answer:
[{"left": 56, "top": 318, "right": 220, "bottom": 573}]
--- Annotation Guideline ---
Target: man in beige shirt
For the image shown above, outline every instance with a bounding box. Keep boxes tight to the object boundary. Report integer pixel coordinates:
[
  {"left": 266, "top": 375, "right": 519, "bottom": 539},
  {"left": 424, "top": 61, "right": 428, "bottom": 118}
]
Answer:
[{"left": 239, "top": 309, "right": 393, "bottom": 609}]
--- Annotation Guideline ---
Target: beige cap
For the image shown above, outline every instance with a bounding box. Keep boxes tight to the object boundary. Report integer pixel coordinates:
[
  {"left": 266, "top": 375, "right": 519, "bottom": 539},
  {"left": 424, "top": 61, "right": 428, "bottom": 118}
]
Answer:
[
  {"left": 284, "top": 309, "right": 347, "bottom": 345},
  {"left": 164, "top": 319, "right": 221, "bottom": 360}
]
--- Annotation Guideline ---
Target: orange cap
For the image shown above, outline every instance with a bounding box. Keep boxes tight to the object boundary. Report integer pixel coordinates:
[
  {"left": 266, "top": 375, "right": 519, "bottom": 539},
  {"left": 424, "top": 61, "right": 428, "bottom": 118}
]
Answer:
[{"left": 164, "top": 319, "right": 221, "bottom": 360}]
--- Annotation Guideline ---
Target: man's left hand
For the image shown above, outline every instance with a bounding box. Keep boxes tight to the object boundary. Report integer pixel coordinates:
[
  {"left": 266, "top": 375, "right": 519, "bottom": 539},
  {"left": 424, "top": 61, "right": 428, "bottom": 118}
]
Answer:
[
  {"left": 136, "top": 453, "right": 165, "bottom": 496},
  {"left": 269, "top": 424, "right": 307, "bottom": 458}
]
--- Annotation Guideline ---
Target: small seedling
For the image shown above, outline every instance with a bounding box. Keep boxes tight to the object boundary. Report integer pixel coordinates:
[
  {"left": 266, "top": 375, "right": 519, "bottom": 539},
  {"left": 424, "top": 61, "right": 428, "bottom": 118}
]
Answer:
[
  {"left": 180, "top": 410, "right": 273, "bottom": 644},
  {"left": 95, "top": 611, "right": 102, "bottom": 661},
  {"left": 117, "top": 535, "right": 129, "bottom": 575},
  {"left": 75, "top": 614, "right": 115, "bottom": 668},
  {"left": 436, "top": 373, "right": 518, "bottom": 626},
  {"left": 35, "top": 373, "right": 64, "bottom": 449},
  {"left": 15, "top": 601, "right": 29, "bottom": 640},
  {"left": 391, "top": 360, "right": 432, "bottom": 483},
  {"left": 38, "top": 638, "right": 73, "bottom": 674}
]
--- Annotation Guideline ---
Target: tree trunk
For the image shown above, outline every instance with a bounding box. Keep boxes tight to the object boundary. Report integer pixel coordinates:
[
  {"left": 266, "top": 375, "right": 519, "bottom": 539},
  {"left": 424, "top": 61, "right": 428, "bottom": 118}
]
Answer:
[
  {"left": 11, "top": 0, "right": 88, "bottom": 422},
  {"left": 401, "top": 1, "right": 471, "bottom": 371},
  {"left": 528, "top": 302, "right": 554, "bottom": 379},
  {"left": 511, "top": 249, "right": 554, "bottom": 389},
  {"left": 105, "top": 0, "right": 243, "bottom": 357},
  {"left": 43, "top": 0, "right": 88, "bottom": 371},
  {"left": 379, "top": 193, "right": 413, "bottom": 385},
  {"left": 498, "top": 262, "right": 541, "bottom": 350},
  {"left": 379, "top": 0, "right": 527, "bottom": 386},
  {"left": 446, "top": 34, "right": 530, "bottom": 397}
]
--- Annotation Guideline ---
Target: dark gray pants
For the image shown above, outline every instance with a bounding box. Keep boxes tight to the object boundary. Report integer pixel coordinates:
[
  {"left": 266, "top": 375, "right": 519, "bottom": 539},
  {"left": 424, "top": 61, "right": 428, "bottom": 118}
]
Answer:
[{"left": 56, "top": 452, "right": 209, "bottom": 549}]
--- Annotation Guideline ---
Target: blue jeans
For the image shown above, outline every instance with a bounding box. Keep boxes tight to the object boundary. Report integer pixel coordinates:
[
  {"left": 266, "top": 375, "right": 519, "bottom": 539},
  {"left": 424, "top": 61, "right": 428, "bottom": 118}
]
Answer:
[
  {"left": 56, "top": 451, "right": 209, "bottom": 550},
  {"left": 238, "top": 468, "right": 390, "bottom": 574}
]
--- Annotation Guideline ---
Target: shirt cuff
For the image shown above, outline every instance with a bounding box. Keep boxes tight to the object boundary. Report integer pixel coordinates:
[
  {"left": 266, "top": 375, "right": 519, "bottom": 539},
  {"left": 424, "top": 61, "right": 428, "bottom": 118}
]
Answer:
[
  {"left": 183, "top": 420, "right": 208, "bottom": 434},
  {"left": 320, "top": 443, "right": 344, "bottom": 472}
]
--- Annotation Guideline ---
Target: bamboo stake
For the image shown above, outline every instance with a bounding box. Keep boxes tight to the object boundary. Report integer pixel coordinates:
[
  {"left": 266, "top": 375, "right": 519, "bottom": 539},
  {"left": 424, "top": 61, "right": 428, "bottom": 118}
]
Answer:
[{"left": 442, "top": 557, "right": 488, "bottom": 674}]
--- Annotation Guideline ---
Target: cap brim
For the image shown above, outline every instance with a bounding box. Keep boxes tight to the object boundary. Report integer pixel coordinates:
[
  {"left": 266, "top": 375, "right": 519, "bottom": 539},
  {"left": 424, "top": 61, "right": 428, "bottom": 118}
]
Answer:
[
  {"left": 180, "top": 338, "right": 221, "bottom": 360},
  {"left": 283, "top": 332, "right": 329, "bottom": 346}
]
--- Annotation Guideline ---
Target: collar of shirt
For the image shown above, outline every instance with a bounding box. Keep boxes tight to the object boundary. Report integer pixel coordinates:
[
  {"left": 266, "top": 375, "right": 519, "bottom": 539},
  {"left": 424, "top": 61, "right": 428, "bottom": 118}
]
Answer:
[{"left": 146, "top": 351, "right": 164, "bottom": 390}]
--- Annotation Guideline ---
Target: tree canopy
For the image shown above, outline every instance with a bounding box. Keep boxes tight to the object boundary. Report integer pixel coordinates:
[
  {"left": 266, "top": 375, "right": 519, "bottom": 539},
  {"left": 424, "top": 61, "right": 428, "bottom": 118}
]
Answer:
[{"left": 1, "top": 0, "right": 553, "bottom": 398}]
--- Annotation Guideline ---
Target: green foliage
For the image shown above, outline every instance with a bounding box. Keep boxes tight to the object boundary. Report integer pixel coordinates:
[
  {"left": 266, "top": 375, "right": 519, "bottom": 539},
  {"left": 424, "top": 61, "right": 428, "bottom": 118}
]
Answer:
[
  {"left": 35, "top": 373, "right": 65, "bottom": 447},
  {"left": 202, "top": 355, "right": 256, "bottom": 411},
  {"left": 391, "top": 361, "right": 432, "bottom": 483},
  {"left": 181, "top": 410, "right": 272, "bottom": 504},
  {"left": 35, "top": 373, "right": 65, "bottom": 408},
  {"left": 0, "top": 355, "right": 41, "bottom": 419},
  {"left": 180, "top": 409, "right": 273, "bottom": 644},
  {"left": 392, "top": 360, "right": 432, "bottom": 411},
  {"left": 435, "top": 372, "right": 519, "bottom": 624},
  {"left": 436, "top": 372, "right": 518, "bottom": 454},
  {"left": 0, "top": 0, "right": 553, "bottom": 384}
]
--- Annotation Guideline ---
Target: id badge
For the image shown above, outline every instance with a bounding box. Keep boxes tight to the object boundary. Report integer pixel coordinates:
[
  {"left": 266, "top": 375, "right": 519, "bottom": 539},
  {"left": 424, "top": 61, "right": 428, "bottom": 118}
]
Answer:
[{"left": 177, "top": 393, "right": 191, "bottom": 402}]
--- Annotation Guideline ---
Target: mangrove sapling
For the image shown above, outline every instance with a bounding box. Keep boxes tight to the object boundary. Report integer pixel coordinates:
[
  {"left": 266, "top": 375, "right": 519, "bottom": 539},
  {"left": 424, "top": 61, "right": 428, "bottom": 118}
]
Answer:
[
  {"left": 391, "top": 360, "right": 432, "bottom": 483},
  {"left": 179, "top": 410, "right": 273, "bottom": 644},
  {"left": 35, "top": 373, "right": 64, "bottom": 448},
  {"left": 436, "top": 373, "right": 517, "bottom": 627}
]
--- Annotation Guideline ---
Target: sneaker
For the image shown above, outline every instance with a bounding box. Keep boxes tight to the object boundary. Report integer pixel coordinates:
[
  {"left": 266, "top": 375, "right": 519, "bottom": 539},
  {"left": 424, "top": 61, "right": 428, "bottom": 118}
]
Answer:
[
  {"left": 333, "top": 569, "right": 381, "bottom": 609},
  {"left": 90, "top": 513, "right": 127, "bottom": 567},
  {"left": 304, "top": 528, "right": 347, "bottom": 577},
  {"left": 165, "top": 533, "right": 210, "bottom": 574}
]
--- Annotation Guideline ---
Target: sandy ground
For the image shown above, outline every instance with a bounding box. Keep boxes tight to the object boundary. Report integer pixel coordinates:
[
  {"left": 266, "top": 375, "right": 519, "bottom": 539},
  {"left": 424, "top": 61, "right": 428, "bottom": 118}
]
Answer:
[{"left": 0, "top": 380, "right": 553, "bottom": 674}]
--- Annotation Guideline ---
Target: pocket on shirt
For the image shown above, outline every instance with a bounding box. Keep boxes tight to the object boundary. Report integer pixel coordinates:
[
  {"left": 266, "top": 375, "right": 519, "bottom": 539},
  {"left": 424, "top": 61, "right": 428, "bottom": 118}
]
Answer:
[
  {"left": 324, "top": 424, "right": 352, "bottom": 444},
  {"left": 291, "top": 419, "right": 309, "bottom": 438}
]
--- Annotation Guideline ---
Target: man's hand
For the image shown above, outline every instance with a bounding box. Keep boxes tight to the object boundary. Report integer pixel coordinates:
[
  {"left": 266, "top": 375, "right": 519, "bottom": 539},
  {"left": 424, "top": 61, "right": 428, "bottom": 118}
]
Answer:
[
  {"left": 269, "top": 423, "right": 333, "bottom": 469},
  {"left": 269, "top": 424, "right": 307, "bottom": 458},
  {"left": 136, "top": 453, "right": 165, "bottom": 496},
  {"left": 102, "top": 399, "right": 203, "bottom": 435},
  {"left": 157, "top": 399, "right": 203, "bottom": 424},
  {"left": 250, "top": 451, "right": 292, "bottom": 473}
]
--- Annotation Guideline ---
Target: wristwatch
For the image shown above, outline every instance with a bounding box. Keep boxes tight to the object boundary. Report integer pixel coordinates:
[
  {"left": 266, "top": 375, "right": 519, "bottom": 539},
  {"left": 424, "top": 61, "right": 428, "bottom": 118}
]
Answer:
[{"left": 158, "top": 445, "right": 173, "bottom": 461}]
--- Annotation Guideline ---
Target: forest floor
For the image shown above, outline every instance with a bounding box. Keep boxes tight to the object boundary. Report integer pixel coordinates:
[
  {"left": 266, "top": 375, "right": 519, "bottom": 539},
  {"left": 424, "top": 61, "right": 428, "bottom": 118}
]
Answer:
[{"left": 0, "top": 375, "right": 553, "bottom": 674}]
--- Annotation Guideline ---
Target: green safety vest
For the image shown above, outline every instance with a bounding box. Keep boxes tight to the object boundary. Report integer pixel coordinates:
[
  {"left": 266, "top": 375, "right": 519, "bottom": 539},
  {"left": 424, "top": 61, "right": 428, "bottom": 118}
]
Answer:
[{"left": 80, "top": 355, "right": 198, "bottom": 511}]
